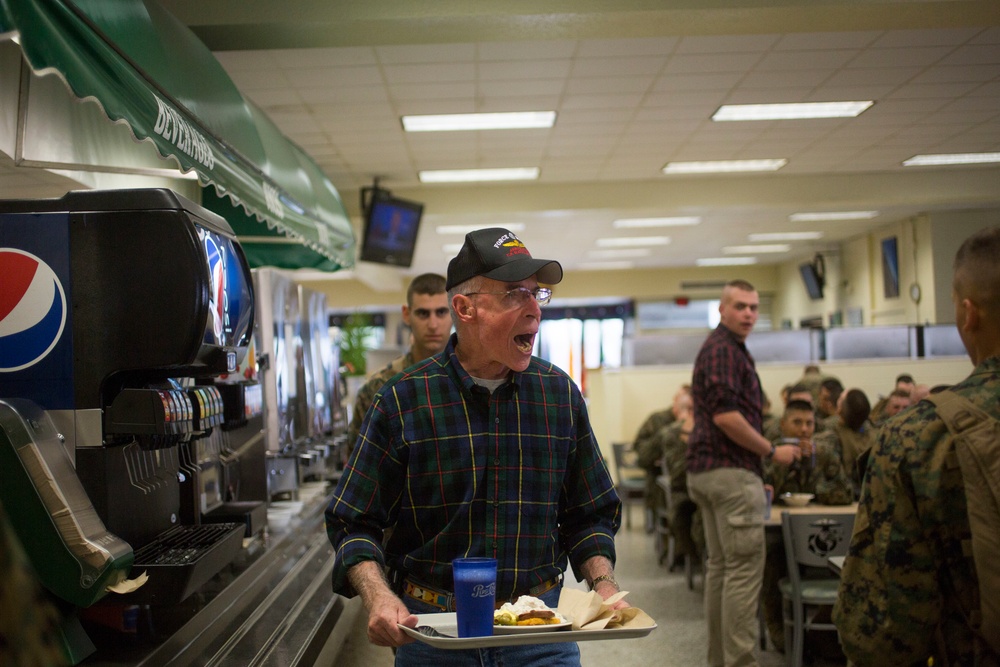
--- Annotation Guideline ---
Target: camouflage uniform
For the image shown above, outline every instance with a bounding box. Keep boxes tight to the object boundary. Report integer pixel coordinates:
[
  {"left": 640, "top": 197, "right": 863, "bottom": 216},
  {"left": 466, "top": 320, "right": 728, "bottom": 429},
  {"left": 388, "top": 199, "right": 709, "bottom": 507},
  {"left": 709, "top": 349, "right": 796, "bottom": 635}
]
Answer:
[
  {"left": 763, "top": 436, "right": 854, "bottom": 506},
  {"left": 868, "top": 394, "right": 889, "bottom": 425},
  {"left": 761, "top": 435, "right": 854, "bottom": 651},
  {"left": 812, "top": 418, "right": 878, "bottom": 500},
  {"left": 346, "top": 350, "right": 416, "bottom": 457},
  {"left": 833, "top": 356, "right": 1000, "bottom": 667},
  {"left": 633, "top": 408, "right": 675, "bottom": 514},
  {"left": 653, "top": 421, "right": 704, "bottom": 561},
  {"left": 0, "top": 501, "right": 69, "bottom": 667}
]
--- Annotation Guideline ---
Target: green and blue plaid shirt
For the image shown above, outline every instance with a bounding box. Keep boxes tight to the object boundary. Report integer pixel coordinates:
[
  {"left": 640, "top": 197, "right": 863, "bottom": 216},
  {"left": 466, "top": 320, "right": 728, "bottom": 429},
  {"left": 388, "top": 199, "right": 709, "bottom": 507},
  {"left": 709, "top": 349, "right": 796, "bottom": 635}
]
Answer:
[{"left": 326, "top": 334, "right": 621, "bottom": 600}]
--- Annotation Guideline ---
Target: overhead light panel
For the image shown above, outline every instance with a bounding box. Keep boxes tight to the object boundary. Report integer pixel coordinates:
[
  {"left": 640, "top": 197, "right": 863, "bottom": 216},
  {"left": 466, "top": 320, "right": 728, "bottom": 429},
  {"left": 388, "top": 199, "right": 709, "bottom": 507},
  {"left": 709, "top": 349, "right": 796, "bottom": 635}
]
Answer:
[
  {"left": 596, "top": 236, "right": 671, "bottom": 248},
  {"left": 437, "top": 223, "right": 525, "bottom": 235},
  {"left": 723, "top": 244, "right": 791, "bottom": 254},
  {"left": 790, "top": 211, "right": 877, "bottom": 222},
  {"left": 587, "top": 248, "right": 652, "bottom": 259},
  {"left": 748, "top": 232, "right": 824, "bottom": 242},
  {"left": 696, "top": 257, "right": 758, "bottom": 266},
  {"left": 613, "top": 216, "right": 701, "bottom": 228},
  {"left": 712, "top": 101, "right": 873, "bottom": 121},
  {"left": 577, "top": 261, "right": 636, "bottom": 271},
  {"left": 402, "top": 111, "right": 556, "bottom": 132},
  {"left": 419, "top": 167, "right": 540, "bottom": 183},
  {"left": 903, "top": 152, "right": 1000, "bottom": 166},
  {"left": 663, "top": 159, "right": 787, "bottom": 174}
]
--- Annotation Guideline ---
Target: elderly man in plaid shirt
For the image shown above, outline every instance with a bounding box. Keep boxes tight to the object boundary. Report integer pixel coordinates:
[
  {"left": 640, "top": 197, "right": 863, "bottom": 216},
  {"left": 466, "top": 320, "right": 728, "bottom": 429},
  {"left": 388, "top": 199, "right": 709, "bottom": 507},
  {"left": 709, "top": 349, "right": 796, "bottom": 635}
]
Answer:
[{"left": 326, "top": 227, "right": 625, "bottom": 666}]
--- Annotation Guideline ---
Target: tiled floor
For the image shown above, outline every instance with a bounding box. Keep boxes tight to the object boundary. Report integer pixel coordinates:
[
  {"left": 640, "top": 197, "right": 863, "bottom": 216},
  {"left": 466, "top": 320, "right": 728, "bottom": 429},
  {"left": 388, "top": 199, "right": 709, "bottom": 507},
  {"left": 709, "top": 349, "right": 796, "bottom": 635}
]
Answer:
[{"left": 328, "top": 523, "right": 844, "bottom": 666}]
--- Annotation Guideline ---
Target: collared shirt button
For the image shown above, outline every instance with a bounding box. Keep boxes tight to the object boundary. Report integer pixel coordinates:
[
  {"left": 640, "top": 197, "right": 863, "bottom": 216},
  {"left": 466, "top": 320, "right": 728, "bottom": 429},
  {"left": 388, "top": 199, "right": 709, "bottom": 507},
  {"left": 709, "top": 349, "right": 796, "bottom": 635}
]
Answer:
[
  {"left": 494, "top": 417, "right": 500, "bottom": 424},
  {"left": 494, "top": 458, "right": 500, "bottom": 465}
]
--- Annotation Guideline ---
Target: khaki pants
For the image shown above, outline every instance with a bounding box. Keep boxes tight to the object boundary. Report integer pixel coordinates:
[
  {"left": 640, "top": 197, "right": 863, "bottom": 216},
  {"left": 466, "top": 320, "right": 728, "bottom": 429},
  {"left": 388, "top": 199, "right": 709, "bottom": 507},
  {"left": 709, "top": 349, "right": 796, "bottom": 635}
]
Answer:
[{"left": 688, "top": 467, "right": 766, "bottom": 667}]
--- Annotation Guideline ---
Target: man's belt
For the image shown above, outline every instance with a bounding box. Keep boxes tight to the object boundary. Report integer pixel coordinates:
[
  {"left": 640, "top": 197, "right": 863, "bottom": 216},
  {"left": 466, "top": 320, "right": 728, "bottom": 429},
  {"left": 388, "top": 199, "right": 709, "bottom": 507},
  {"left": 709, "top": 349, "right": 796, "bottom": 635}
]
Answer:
[{"left": 402, "top": 575, "right": 561, "bottom": 612}]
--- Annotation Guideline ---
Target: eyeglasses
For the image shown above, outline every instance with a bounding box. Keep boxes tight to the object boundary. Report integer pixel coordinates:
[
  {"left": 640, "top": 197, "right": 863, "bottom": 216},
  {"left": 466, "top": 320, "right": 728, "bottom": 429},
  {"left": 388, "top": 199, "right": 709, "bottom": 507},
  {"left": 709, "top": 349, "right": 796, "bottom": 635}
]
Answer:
[{"left": 465, "top": 286, "right": 553, "bottom": 307}]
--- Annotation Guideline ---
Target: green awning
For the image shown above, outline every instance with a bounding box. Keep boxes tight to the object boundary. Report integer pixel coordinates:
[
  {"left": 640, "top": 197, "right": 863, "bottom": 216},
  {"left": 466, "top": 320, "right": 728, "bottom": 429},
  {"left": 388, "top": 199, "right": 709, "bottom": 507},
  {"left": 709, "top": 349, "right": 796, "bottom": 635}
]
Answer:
[{"left": 0, "top": 0, "right": 355, "bottom": 269}]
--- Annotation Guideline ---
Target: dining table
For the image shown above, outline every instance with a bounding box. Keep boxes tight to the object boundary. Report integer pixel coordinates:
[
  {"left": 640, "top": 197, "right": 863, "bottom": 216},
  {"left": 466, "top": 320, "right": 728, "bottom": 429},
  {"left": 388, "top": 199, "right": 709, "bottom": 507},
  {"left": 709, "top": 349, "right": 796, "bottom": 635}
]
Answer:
[{"left": 764, "top": 501, "right": 859, "bottom": 528}]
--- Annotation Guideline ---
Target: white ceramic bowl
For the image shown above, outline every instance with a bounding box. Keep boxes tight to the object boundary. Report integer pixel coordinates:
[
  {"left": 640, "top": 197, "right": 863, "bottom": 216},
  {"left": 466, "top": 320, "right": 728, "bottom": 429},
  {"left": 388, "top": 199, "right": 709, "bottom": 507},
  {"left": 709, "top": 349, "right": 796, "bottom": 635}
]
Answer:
[
  {"left": 271, "top": 500, "right": 305, "bottom": 515},
  {"left": 781, "top": 493, "right": 815, "bottom": 507},
  {"left": 267, "top": 508, "right": 294, "bottom": 532}
]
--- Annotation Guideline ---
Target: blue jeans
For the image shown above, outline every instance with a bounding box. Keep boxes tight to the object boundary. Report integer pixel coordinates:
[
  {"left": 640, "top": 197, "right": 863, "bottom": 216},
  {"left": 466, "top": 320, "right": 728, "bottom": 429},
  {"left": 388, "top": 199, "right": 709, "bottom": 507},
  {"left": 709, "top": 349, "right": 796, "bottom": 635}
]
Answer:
[{"left": 395, "top": 586, "right": 581, "bottom": 667}]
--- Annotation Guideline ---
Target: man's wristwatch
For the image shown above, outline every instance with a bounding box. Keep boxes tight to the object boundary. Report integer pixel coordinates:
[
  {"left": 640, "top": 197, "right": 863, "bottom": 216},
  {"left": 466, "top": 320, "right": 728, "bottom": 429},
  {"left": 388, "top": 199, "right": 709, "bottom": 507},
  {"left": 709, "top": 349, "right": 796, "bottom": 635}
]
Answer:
[
  {"left": 589, "top": 573, "right": 619, "bottom": 591},
  {"left": 765, "top": 443, "right": 776, "bottom": 460}
]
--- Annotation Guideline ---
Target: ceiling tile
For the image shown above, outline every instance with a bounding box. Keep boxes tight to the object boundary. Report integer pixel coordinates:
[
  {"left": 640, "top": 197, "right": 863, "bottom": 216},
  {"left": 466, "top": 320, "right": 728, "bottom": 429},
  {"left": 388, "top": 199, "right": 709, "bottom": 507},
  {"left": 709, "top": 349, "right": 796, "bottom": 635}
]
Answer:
[
  {"left": 477, "top": 40, "right": 577, "bottom": 61},
  {"left": 375, "top": 43, "right": 476, "bottom": 64},
  {"left": 478, "top": 59, "right": 573, "bottom": 80}
]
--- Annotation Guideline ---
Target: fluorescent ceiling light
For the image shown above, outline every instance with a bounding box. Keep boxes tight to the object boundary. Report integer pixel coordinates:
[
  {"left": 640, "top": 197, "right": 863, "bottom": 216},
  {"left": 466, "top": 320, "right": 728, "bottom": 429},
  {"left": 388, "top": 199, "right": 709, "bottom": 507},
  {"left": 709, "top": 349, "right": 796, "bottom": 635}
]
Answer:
[
  {"left": 712, "top": 101, "right": 873, "bottom": 121},
  {"left": 723, "top": 244, "right": 791, "bottom": 254},
  {"left": 903, "top": 152, "right": 1000, "bottom": 166},
  {"left": 613, "top": 216, "right": 700, "bottom": 228},
  {"left": 577, "top": 261, "right": 636, "bottom": 271},
  {"left": 437, "top": 223, "right": 525, "bottom": 235},
  {"left": 696, "top": 257, "right": 758, "bottom": 266},
  {"left": 402, "top": 111, "right": 556, "bottom": 132},
  {"left": 596, "top": 236, "right": 671, "bottom": 248},
  {"left": 790, "top": 211, "right": 877, "bottom": 222},
  {"left": 587, "top": 248, "right": 652, "bottom": 259},
  {"left": 663, "top": 159, "right": 787, "bottom": 174},
  {"left": 748, "top": 232, "right": 824, "bottom": 242},
  {"left": 419, "top": 167, "right": 540, "bottom": 183}
]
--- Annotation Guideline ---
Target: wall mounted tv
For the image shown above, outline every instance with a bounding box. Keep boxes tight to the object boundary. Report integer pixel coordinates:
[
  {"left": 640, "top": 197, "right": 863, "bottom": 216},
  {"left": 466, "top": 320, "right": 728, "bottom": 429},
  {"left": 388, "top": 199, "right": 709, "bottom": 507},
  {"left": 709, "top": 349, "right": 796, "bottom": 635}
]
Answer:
[
  {"left": 359, "top": 187, "right": 424, "bottom": 268},
  {"left": 799, "top": 259, "right": 825, "bottom": 300}
]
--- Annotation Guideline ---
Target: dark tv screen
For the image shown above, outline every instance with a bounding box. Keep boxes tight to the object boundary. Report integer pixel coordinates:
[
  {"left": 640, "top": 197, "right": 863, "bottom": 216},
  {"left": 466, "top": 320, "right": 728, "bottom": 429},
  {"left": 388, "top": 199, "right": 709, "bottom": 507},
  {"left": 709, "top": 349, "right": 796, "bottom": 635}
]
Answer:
[
  {"left": 360, "top": 194, "right": 424, "bottom": 268},
  {"left": 799, "top": 262, "right": 824, "bottom": 300},
  {"left": 881, "top": 236, "right": 900, "bottom": 298}
]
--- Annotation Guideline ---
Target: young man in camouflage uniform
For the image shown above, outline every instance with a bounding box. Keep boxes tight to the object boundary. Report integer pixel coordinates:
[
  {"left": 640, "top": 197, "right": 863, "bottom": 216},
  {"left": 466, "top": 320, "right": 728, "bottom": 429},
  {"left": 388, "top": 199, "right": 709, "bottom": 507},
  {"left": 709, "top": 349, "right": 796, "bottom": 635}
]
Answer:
[
  {"left": 833, "top": 226, "right": 1000, "bottom": 666},
  {"left": 347, "top": 273, "right": 449, "bottom": 456},
  {"left": 761, "top": 399, "right": 853, "bottom": 653},
  {"left": 634, "top": 385, "right": 689, "bottom": 527}
]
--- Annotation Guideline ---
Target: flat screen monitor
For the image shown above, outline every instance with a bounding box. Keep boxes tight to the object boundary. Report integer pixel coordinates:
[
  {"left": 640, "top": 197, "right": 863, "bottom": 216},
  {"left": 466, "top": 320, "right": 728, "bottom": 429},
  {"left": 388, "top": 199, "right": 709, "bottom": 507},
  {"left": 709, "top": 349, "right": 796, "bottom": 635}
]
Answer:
[
  {"left": 881, "top": 236, "right": 900, "bottom": 298},
  {"left": 799, "top": 262, "right": 824, "bottom": 300},
  {"left": 359, "top": 191, "right": 423, "bottom": 268}
]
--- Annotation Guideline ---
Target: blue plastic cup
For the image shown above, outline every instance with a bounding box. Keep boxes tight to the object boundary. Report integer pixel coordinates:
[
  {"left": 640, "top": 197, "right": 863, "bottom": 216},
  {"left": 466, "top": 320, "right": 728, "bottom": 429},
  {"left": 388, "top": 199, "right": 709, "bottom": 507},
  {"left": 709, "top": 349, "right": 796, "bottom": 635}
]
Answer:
[{"left": 452, "top": 557, "right": 497, "bottom": 637}]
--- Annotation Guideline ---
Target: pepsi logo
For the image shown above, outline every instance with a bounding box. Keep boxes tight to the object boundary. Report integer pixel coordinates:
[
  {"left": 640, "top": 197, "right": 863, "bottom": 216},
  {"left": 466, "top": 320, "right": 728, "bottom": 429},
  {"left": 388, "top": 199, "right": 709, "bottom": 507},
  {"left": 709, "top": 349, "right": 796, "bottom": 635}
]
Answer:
[{"left": 0, "top": 249, "right": 67, "bottom": 372}]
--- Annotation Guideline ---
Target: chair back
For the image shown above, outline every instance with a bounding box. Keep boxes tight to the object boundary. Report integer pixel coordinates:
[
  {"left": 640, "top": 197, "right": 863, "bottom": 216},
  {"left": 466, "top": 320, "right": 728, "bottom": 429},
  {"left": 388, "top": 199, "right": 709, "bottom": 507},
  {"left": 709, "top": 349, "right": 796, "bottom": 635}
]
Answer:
[
  {"left": 781, "top": 511, "right": 855, "bottom": 572},
  {"left": 612, "top": 442, "right": 644, "bottom": 484},
  {"left": 655, "top": 474, "right": 673, "bottom": 509}
]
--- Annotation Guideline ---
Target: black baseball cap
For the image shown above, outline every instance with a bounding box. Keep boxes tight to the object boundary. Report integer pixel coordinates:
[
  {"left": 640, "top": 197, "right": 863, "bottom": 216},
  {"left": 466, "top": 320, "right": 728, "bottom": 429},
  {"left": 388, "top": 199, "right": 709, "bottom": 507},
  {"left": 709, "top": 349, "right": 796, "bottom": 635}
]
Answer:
[{"left": 446, "top": 227, "right": 563, "bottom": 290}]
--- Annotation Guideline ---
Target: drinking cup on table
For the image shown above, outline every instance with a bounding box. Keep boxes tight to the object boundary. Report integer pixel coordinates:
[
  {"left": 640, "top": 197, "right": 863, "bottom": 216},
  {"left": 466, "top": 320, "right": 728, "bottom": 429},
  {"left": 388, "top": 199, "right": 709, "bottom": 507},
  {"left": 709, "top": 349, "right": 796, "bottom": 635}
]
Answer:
[{"left": 452, "top": 557, "right": 497, "bottom": 637}]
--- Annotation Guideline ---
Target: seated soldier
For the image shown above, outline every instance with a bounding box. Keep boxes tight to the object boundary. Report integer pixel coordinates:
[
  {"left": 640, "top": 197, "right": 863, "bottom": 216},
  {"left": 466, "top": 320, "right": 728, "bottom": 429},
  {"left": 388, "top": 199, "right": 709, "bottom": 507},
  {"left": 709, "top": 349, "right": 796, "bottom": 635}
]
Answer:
[
  {"left": 869, "top": 373, "right": 915, "bottom": 423},
  {"left": 651, "top": 392, "right": 703, "bottom": 570},
  {"left": 761, "top": 399, "right": 854, "bottom": 653},
  {"left": 634, "top": 385, "right": 690, "bottom": 530},
  {"left": 872, "top": 388, "right": 912, "bottom": 426},
  {"left": 763, "top": 383, "right": 815, "bottom": 442},
  {"left": 817, "top": 377, "right": 844, "bottom": 423},
  {"left": 813, "top": 388, "right": 876, "bottom": 498}
]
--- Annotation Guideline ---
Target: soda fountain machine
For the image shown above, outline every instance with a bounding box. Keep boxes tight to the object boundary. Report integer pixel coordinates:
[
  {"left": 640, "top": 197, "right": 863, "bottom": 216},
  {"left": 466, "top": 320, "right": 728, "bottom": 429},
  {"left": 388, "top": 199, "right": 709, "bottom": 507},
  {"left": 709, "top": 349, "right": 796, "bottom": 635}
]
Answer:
[
  {"left": 252, "top": 268, "right": 303, "bottom": 500},
  {"left": 0, "top": 189, "right": 264, "bottom": 660},
  {"left": 297, "top": 285, "right": 338, "bottom": 481}
]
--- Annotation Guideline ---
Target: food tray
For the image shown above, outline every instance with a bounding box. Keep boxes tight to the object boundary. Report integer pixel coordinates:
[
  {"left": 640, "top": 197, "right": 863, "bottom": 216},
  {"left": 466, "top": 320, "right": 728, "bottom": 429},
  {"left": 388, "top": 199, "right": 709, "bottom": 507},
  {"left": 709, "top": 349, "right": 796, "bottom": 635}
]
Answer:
[{"left": 399, "top": 612, "right": 656, "bottom": 649}]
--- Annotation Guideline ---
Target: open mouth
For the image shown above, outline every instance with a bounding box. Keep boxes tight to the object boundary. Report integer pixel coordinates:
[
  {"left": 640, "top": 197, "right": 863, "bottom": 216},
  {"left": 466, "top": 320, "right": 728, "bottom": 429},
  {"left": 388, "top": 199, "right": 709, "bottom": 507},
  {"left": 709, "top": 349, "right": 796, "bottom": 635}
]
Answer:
[{"left": 514, "top": 333, "right": 535, "bottom": 353}]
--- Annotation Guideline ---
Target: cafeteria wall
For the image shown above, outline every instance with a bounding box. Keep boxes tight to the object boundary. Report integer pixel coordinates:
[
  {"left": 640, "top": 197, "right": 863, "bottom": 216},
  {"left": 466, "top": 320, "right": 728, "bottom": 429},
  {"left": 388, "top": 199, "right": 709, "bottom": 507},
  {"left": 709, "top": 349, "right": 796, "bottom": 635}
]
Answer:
[{"left": 586, "top": 355, "right": 974, "bottom": 463}]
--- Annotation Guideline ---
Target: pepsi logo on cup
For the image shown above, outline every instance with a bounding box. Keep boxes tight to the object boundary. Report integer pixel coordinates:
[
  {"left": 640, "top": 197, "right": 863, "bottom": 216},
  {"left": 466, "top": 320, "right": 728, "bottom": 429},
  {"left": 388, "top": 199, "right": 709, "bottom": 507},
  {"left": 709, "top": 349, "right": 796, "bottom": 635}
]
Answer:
[{"left": 0, "top": 248, "right": 68, "bottom": 372}]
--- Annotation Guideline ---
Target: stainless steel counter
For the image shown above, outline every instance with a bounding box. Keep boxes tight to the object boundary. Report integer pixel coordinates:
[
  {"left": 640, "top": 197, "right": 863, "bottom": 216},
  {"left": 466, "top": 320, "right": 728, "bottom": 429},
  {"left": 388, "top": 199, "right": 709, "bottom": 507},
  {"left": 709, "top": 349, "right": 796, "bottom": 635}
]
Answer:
[{"left": 80, "top": 495, "right": 359, "bottom": 667}]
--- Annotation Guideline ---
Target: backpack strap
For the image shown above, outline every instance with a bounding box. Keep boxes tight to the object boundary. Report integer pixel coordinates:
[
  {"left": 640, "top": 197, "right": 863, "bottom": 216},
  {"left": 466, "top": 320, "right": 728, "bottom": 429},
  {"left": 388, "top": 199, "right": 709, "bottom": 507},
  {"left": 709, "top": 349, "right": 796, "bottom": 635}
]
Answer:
[{"left": 926, "top": 390, "right": 1000, "bottom": 658}]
